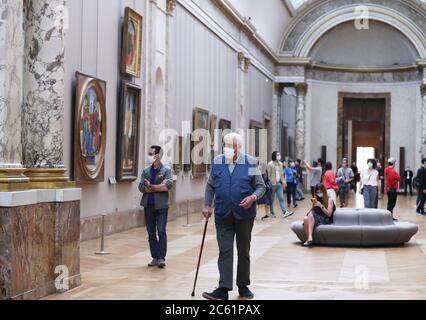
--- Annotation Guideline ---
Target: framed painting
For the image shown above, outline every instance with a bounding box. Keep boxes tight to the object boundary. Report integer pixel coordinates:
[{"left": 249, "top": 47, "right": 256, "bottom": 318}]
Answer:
[
  {"left": 208, "top": 114, "right": 217, "bottom": 170},
  {"left": 183, "top": 133, "right": 192, "bottom": 172},
  {"left": 173, "top": 135, "right": 183, "bottom": 173},
  {"left": 74, "top": 72, "right": 107, "bottom": 182},
  {"left": 218, "top": 119, "right": 232, "bottom": 153},
  {"left": 116, "top": 81, "right": 141, "bottom": 182},
  {"left": 209, "top": 114, "right": 217, "bottom": 147},
  {"left": 249, "top": 120, "right": 264, "bottom": 159},
  {"left": 192, "top": 107, "right": 209, "bottom": 177},
  {"left": 121, "top": 7, "right": 143, "bottom": 78}
]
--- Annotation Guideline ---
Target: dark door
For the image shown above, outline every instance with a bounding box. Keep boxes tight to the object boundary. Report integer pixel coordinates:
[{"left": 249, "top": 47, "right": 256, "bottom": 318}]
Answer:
[{"left": 343, "top": 98, "right": 386, "bottom": 166}]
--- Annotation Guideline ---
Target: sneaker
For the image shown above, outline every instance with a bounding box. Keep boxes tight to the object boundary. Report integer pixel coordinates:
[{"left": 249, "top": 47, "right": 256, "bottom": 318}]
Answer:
[
  {"left": 270, "top": 214, "right": 277, "bottom": 219},
  {"left": 261, "top": 215, "right": 271, "bottom": 220},
  {"left": 202, "top": 288, "right": 229, "bottom": 300},
  {"left": 238, "top": 286, "right": 254, "bottom": 299},
  {"left": 158, "top": 259, "right": 166, "bottom": 268},
  {"left": 293, "top": 203, "right": 298, "bottom": 208},
  {"left": 148, "top": 258, "right": 158, "bottom": 267},
  {"left": 283, "top": 211, "right": 294, "bottom": 218}
]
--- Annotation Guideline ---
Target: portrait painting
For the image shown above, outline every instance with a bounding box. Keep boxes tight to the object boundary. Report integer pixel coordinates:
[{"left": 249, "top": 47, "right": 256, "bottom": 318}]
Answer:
[
  {"left": 121, "top": 7, "right": 143, "bottom": 77},
  {"left": 74, "top": 72, "right": 107, "bottom": 182},
  {"left": 117, "top": 81, "right": 141, "bottom": 181},
  {"left": 192, "top": 107, "right": 209, "bottom": 177}
]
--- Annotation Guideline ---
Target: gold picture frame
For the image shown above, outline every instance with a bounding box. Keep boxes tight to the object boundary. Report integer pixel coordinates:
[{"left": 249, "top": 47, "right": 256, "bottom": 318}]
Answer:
[
  {"left": 121, "top": 7, "right": 143, "bottom": 78},
  {"left": 74, "top": 72, "right": 107, "bottom": 182},
  {"left": 116, "top": 81, "right": 142, "bottom": 182},
  {"left": 192, "top": 107, "right": 209, "bottom": 177}
]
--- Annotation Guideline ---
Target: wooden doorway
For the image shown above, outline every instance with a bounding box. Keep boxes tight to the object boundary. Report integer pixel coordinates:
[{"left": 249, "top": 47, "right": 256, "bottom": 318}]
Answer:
[{"left": 338, "top": 93, "right": 390, "bottom": 167}]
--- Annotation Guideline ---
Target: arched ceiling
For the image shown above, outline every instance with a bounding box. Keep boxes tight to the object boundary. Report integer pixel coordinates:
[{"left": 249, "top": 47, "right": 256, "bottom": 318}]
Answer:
[
  {"left": 279, "top": 0, "right": 426, "bottom": 59},
  {"left": 310, "top": 20, "right": 420, "bottom": 66}
]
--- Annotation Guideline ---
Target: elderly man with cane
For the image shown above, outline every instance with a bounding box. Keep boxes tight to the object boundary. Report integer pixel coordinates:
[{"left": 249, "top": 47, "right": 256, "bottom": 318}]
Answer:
[{"left": 200, "top": 132, "right": 265, "bottom": 300}]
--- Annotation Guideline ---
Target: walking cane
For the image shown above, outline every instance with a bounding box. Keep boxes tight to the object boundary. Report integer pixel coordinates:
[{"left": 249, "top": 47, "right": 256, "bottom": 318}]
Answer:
[{"left": 191, "top": 218, "right": 209, "bottom": 297}]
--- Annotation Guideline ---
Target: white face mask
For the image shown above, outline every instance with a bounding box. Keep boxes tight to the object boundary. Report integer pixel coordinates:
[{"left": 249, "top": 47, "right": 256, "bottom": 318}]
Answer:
[
  {"left": 147, "top": 155, "right": 155, "bottom": 165},
  {"left": 316, "top": 193, "right": 324, "bottom": 198},
  {"left": 224, "top": 147, "right": 235, "bottom": 160},
  {"left": 368, "top": 162, "right": 373, "bottom": 169},
  {"left": 276, "top": 155, "right": 282, "bottom": 161}
]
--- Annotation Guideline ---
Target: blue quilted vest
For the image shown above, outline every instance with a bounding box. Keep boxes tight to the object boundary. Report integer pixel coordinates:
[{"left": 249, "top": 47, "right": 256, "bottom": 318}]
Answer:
[{"left": 211, "top": 154, "right": 257, "bottom": 220}]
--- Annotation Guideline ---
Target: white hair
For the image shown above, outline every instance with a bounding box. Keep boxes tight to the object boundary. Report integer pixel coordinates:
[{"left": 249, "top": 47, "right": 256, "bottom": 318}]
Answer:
[{"left": 224, "top": 132, "right": 243, "bottom": 148}]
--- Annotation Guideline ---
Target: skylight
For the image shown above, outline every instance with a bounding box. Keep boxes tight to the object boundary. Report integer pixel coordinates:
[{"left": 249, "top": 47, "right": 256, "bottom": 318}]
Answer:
[{"left": 289, "top": 0, "right": 308, "bottom": 10}]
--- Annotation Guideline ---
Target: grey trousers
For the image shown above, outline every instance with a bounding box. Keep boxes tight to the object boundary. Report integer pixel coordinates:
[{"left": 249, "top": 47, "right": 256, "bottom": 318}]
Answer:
[{"left": 215, "top": 214, "right": 254, "bottom": 290}]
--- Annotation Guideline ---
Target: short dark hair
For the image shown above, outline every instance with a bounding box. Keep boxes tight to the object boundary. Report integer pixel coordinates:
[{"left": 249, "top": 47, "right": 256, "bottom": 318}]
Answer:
[
  {"left": 150, "top": 145, "right": 163, "bottom": 157},
  {"left": 312, "top": 160, "right": 318, "bottom": 167},
  {"left": 422, "top": 158, "right": 426, "bottom": 165},
  {"left": 367, "top": 158, "right": 377, "bottom": 169},
  {"left": 296, "top": 159, "right": 301, "bottom": 164},
  {"left": 325, "top": 162, "right": 332, "bottom": 171},
  {"left": 317, "top": 158, "right": 323, "bottom": 165},
  {"left": 272, "top": 151, "right": 279, "bottom": 161}
]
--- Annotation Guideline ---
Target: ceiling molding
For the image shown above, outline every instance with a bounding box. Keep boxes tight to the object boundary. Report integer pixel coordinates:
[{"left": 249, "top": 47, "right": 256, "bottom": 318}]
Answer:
[
  {"left": 212, "top": 0, "right": 279, "bottom": 63},
  {"left": 280, "top": 4, "right": 426, "bottom": 59},
  {"left": 310, "top": 62, "right": 419, "bottom": 73}
]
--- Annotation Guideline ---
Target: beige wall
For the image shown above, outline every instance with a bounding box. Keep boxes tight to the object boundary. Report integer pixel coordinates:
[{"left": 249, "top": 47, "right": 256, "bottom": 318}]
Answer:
[
  {"left": 64, "top": 0, "right": 147, "bottom": 219},
  {"left": 306, "top": 81, "right": 422, "bottom": 172}
]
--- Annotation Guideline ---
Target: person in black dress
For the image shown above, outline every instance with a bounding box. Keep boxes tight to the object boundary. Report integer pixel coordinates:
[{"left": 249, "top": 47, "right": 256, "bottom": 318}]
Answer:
[
  {"left": 302, "top": 183, "right": 336, "bottom": 247},
  {"left": 416, "top": 158, "right": 426, "bottom": 215}
]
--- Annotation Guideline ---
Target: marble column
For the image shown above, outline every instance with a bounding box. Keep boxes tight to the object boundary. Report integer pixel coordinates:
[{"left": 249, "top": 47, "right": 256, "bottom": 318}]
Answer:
[
  {"left": 0, "top": 0, "right": 29, "bottom": 191},
  {"left": 421, "top": 84, "right": 426, "bottom": 157},
  {"left": 272, "top": 83, "right": 283, "bottom": 153},
  {"left": 295, "top": 83, "right": 308, "bottom": 161},
  {"left": 22, "top": 0, "right": 72, "bottom": 188},
  {"left": 236, "top": 52, "right": 248, "bottom": 130}
]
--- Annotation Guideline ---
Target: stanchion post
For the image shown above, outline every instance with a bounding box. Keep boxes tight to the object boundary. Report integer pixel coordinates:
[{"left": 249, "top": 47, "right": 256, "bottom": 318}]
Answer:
[{"left": 95, "top": 213, "right": 110, "bottom": 255}]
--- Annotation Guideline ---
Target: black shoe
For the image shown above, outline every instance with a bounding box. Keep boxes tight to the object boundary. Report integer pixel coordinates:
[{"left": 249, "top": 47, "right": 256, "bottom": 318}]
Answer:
[
  {"left": 158, "top": 259, "right": 166, "bottom": 268},
  {"left": 202, "top": 288, "right": 229, "bottom": 300},
  {"left": 238, "top": 286, "right": 254, "bottom": 299}
]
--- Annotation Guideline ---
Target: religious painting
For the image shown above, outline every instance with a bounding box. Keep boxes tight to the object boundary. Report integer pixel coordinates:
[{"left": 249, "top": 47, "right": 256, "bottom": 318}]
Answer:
[
  {"left": 116, "top": 81, "right": 141, "bottom": 182},
  {"left": 121, "top": 7, "right": 143, "bottom": 78},
  {"left": 74, "top": 72, "right": 107, "bottom": 182},
  {"left": 192, "top": 107, "right": 209, "bottom": 177}
]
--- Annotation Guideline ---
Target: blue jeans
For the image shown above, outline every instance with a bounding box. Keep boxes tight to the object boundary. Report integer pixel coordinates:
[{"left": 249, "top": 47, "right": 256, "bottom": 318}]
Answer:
[
  {"left": 271, "top": 183, "right": 288, "bottom": 214},
  {"left": 363, "top": 185, "right": 378, "bottom": 209},
  {"left": 144, "top": 205, "right": 168, "bottom": 260},
  {"left": 296, "top": 181, "right": 305, "bottom": 200}
]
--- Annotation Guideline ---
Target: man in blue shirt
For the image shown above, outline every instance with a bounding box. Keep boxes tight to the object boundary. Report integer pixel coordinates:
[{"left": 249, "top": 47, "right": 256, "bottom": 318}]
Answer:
[
  {"left": 285, "top": 160, "right": 298, "bottom": 208},
  {"left": 138, "top": 145, "right": 173, "bottom": 268},
  {"left": 201, "top": 132, "right": 265, "bottom": 300}
]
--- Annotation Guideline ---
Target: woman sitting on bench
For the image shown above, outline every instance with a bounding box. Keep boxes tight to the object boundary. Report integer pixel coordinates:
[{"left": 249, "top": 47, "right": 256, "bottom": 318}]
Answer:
[{"left": 302, "top": 183, "right": 336, "bottom": 247}]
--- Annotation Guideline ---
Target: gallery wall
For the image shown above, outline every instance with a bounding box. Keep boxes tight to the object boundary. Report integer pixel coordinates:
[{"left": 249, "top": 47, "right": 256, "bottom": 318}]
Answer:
[
  {"left": 63, "top": 0, "right": 277, "bottom": 219},
  {"left": 64, "top": 0, "right": 147, "bottom": 219},
  {"left": 306, "top": 81, "right": 421, "bottom": 173}
]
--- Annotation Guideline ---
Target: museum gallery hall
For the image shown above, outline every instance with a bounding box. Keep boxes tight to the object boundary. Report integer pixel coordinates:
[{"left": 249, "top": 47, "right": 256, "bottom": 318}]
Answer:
[{"left": 1, "top": 0, "right": 426, "bottom": 301}]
